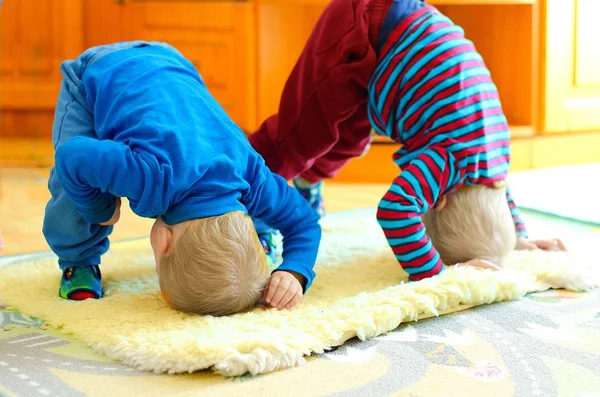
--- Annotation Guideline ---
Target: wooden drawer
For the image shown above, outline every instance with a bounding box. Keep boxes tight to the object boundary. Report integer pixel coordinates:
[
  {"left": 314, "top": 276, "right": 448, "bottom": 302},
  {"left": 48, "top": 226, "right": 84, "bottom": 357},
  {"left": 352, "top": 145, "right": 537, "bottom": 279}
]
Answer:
[
  {"left": 122, "top": 1, "right": 257, "bottom": 131},
  {"left": 0, "top": 0, "right": 84, "bottom": 110}
]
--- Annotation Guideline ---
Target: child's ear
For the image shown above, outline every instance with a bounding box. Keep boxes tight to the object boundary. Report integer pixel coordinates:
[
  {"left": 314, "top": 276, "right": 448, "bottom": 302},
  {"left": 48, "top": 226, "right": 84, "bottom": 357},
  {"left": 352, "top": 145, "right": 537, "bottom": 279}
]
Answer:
[
  {"left": 157, "top": 227, "right": 172, "bottom": 253},
  {"left": 433, "top": 195, "right": 447, "bottom": 211},
  {"left": 150, "top": 220, "right": 173, "bottom": 256}
]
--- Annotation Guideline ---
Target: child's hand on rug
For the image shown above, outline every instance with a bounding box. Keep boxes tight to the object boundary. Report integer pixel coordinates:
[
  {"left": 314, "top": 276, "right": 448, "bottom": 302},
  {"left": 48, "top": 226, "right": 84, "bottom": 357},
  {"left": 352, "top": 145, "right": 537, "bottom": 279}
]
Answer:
[
  {"left": 262, "top": 271, "right": 305, "bottom": 310},
  {"left": 100, "top": 197, "right": 121, "bottom": 226},
  {"left": 458, "top": 259, "right": 502, "bottom": 271},
  {"left": 515, "top": 237, "right": 566, "bottom": 252}
]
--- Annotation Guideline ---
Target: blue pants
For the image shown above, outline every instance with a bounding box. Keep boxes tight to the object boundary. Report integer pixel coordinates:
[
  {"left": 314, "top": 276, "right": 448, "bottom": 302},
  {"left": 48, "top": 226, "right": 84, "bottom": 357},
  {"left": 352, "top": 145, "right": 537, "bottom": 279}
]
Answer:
[{"left": 43, "top": 41, "right": 273, "bottom": 270}]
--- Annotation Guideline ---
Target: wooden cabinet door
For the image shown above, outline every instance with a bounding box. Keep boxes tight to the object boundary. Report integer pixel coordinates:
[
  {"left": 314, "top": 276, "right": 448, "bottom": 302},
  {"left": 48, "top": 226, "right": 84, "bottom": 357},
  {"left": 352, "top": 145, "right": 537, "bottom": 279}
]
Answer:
[
  {"left": 119, "top": 1, "right": 256, "bottom": 132},
  {"left": 0, "top": 0, "right": 84, "bottom": 110},
  {"left": 256, "top": 1, "right": 325, "bottom": 124},
  {"left": 543, "top": 0, "right": 600, "bottom": 133}
]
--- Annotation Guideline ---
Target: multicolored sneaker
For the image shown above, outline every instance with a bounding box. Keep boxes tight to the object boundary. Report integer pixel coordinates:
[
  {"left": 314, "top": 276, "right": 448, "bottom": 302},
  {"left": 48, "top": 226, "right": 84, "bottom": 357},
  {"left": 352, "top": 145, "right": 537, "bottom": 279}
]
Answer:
[
  {"left": 258, "top": 232, "right": 277, "bottom": 269},
  {"left": 59, "top": 265, "right": 103, "bottom": 301},
  {"left": 293, "top": 178, "right": 325, "bottom": 218}
]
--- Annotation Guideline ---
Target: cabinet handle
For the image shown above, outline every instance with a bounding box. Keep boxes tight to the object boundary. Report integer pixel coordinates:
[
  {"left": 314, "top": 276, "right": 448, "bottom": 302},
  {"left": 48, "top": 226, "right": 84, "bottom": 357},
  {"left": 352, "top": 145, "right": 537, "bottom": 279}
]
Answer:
[{"left": 113, "top": 0, "right": 124, "bottom": 5}]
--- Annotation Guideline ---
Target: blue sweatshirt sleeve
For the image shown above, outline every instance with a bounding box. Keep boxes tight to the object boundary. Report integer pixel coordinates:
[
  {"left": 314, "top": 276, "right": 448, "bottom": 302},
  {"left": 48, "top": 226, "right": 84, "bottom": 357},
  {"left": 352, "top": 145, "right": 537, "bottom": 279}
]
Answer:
[
  {"left": 244, "top": 163, "right": 322, "bottom": 290},
  {"left": 54, "top": 136, "right": 163, "bottom": 224}
]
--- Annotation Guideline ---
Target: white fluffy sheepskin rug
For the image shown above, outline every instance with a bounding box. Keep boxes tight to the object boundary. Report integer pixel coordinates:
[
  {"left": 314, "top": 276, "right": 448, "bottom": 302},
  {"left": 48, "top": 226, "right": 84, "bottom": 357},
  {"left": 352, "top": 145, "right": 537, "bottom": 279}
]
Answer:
[{"left": 0, "top": 209, "right": 598, "bottom": 376}]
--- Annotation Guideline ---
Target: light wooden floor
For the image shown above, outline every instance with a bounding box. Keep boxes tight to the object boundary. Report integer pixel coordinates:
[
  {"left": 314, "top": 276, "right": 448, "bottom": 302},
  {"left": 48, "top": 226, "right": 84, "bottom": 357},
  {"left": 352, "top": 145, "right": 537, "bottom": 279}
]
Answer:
[{"left": 0, "top": 167, "right": 388, "bottom": 256}]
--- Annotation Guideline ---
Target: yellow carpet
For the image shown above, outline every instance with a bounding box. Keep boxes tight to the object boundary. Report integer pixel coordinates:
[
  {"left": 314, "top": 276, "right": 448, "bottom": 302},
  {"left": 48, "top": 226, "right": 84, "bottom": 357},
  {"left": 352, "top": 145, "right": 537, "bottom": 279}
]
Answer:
[{"left": 0, "top": 209, "right": 598, "bottom": 377}]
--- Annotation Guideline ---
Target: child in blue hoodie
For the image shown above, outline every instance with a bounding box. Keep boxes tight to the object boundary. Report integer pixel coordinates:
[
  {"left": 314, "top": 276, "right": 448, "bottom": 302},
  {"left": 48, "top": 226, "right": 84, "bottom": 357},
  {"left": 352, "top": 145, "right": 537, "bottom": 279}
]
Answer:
[{"left": 42, "top": 41, "right": 321, "bottom": 316}]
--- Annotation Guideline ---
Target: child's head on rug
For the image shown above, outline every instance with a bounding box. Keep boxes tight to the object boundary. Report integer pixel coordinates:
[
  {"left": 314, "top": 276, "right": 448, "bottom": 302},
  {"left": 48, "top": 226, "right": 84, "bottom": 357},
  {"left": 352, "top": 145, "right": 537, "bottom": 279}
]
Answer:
[
  {"left": 150, "top": 211, "right": 269, "bottom": 316},
  {"left": 423, "top": 185, "right": 516, "bottom": 267}
]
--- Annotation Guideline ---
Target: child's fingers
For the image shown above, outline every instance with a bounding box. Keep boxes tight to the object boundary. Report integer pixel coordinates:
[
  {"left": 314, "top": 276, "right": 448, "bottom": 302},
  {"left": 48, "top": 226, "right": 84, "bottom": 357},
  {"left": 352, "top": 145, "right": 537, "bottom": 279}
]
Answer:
[
  {"left": 99, "top": 198, "right": 122, "bottom": 226},
  {"left": 269, "top": 279, "right": 292, "bottom": 308},
  {"left": 522, "top": 241, "right": 538, "bottom": 250},
  {"left": 532, "top": 240, "right": 550, "bottom": 250},
  {"left": 534, "top": 239, "right": 567, "bottom": 252},
  {"left": 263, "top": 275, "right": 281, "bottom": 304},
  {"left": 276, "top": 286, "right": 298, "bottom": 310},
  {"left": 463, "top": 259, "right": 501, "bottom": 271},
  {"left": 260, "top": 287, "right": 269, "bottom": 305},
  {"left": 473, "top": 260, "right": 501, "bottom": 271},
  {"left": 285, "top": 290, "right": 303, "bottom": 309}
]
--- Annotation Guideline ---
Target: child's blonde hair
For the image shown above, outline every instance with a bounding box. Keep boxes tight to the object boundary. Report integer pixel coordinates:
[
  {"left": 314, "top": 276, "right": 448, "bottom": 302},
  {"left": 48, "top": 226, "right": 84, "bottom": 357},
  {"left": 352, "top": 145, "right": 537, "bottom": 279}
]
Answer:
[
  {"left": 157, "top": 211, "right": 269, "bottom": 316},
  {"left": 423, "top": 185, "right": 516, "bottom": 267}
]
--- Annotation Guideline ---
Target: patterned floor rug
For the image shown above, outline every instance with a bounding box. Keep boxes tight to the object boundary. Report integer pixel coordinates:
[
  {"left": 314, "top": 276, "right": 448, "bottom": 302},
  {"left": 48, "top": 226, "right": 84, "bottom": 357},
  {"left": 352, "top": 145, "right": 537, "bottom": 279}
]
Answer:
[{"left": 0, "top": 209, "right": 599, "bottom": 397}]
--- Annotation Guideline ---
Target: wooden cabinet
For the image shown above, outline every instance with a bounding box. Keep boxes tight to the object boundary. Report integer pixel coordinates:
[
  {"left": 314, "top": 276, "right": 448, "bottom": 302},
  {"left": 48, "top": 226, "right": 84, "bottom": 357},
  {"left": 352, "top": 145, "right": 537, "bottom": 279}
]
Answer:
[
  {"left": 1, "top": 0, "right": 256, "bottom": 135},
  {"left": 255, "top": 0, "right": 540, "bottom": 141},
  {"left": 119, "top": 1, "right": 257, "bottom": 131},
  {"left": 1, "top": 0, "right": 84, "bottom": 109},
  {"left": 542, "top": 0, "right": 600, "bottom": 133},
  {"left": 0, "top": 0, "right": 84, "bottom": 137},
  {"left": 1, "top": 0, "right": 599, "bottom": 173},
  {"left": 435, "top": 3, "right": 537, "bottom": 137},
  {"left": 256, "top": 1, "right": 324, "bottom": 124}
]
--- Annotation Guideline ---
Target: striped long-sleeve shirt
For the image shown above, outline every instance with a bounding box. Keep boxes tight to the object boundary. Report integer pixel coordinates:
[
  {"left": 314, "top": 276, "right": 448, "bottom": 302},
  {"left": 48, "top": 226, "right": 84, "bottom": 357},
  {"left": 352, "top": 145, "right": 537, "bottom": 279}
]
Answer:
[{"left": 368, "top": 3, "right": 527, "bottom": 281}]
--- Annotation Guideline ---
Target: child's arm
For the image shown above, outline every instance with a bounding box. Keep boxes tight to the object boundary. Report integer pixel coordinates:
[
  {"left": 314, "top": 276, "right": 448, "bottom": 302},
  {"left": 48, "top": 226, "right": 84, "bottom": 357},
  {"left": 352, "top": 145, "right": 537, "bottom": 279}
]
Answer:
[
  {"left": 378, "top": 147, "right": 464, "bottom": 281},
  {"left": 505, "top": 187, "right": 528, "bottom": 238},
  {"left": 506, "top": 187, "right": 567, "bottom": 251},
  {"left": 54, "top": 136, "right": 164, "bottom": 224},
  {"left": 506, "top": 188, "right": 567, "bottom": 251},
  {"left": 245, "top": 162, "right": 322, "bottom": 292}
]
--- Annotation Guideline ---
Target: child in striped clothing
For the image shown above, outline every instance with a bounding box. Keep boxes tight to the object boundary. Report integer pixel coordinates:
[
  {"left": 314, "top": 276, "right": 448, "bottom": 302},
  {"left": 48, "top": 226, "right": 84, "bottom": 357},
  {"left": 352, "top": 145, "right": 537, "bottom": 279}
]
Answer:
[{"left": 249, "top": 0, "right": 565, "bottom": 281}]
